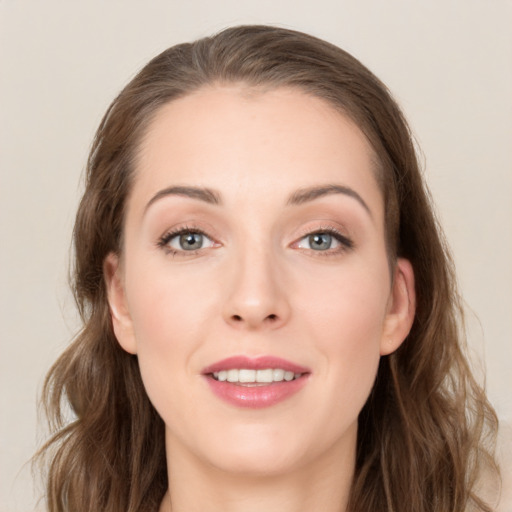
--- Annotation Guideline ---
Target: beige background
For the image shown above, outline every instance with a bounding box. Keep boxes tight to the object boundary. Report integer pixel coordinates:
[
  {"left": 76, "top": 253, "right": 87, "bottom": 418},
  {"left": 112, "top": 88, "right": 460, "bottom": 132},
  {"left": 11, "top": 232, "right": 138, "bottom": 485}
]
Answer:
[{"left": 1, "top": 1, "right": 511, "bottom": 510}]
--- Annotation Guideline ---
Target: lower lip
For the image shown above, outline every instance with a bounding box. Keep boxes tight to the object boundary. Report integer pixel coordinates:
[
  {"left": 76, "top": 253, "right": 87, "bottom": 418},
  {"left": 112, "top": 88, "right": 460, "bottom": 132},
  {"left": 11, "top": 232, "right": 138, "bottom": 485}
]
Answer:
[{"left": 204, "top": 375, "right": 309, "bottom": 408}]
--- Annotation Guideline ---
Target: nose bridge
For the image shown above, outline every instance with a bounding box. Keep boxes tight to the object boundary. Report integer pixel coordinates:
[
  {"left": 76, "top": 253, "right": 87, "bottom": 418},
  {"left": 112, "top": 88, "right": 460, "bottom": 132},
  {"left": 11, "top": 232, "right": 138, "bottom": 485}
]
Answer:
[{"left": 223, "top": 237, "right": 290, "bottom": 329}]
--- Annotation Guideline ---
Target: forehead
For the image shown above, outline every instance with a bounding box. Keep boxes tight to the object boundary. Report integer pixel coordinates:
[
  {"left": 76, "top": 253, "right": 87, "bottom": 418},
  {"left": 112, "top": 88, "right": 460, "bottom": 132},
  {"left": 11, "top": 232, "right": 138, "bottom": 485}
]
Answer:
[{"left": 131, "top": 86, "right": 383, "bottom": 215}]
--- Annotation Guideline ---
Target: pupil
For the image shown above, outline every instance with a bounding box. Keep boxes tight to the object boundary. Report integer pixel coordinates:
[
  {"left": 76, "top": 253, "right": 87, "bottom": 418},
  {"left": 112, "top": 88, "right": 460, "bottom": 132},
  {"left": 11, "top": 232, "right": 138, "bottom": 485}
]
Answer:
[
  {"left": 309, "top": 233, "right": 331, "bottom": 250},
  {"left": 180, "top": 233, "right": 202, "bottom": 250}
]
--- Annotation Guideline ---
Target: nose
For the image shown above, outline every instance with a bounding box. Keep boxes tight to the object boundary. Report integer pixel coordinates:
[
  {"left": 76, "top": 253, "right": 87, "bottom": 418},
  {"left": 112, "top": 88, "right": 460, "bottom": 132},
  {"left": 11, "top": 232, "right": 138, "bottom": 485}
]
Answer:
[{"left": 222, "top": 246, "right": 291, "bottom": 330}]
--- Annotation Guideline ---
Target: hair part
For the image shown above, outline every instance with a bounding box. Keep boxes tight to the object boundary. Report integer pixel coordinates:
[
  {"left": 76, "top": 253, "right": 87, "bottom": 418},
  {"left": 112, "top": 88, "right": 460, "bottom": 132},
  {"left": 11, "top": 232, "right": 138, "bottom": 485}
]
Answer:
[{"left": 36, "top": 25, "right": 499, "bottom": 512}]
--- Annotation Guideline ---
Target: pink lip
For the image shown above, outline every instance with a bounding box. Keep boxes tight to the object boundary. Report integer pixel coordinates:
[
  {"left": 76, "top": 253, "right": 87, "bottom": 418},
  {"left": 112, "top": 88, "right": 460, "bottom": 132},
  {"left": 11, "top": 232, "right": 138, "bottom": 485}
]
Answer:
[
  {"left": 202, "top": 355, "right": 310, "bottom": 375},
  {"left": 202, "top": 356, "right": 311, "bottom": 409}
]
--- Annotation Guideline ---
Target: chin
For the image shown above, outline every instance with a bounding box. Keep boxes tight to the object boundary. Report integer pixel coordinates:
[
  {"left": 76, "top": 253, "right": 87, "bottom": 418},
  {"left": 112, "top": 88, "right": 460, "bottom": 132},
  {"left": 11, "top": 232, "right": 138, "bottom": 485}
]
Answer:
[
  {"left": 185, "top": 421, "right": 311, "bottom": 477},
  {"left": 193, "top": 417, "right": 351, "bottom": 478},
  {"left": 208, "top": 443, "right": 305, "bottom": 477}
]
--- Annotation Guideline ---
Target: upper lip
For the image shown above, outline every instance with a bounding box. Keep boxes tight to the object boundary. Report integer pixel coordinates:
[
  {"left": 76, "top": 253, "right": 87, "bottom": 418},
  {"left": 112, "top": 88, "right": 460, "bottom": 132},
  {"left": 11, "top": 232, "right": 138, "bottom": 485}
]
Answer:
[{"left": 202, "top": 355, "right": 310, "bottom": 375}]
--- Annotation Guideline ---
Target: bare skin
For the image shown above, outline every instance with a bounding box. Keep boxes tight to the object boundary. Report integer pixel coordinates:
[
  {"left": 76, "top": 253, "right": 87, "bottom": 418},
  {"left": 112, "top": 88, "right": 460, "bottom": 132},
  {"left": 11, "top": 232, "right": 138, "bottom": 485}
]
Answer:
[{"left": 105, "top": 86, "right": 415, "bottom": 512}]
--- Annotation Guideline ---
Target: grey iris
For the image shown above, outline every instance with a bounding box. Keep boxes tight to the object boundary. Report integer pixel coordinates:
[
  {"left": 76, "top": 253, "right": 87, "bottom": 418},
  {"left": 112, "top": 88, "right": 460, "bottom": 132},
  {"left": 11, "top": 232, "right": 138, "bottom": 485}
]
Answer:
[
  {"left": 309, "top": 233, "right": 332, "bottom": 250},
  {"left": 180, "top": 233, "right": 203, "bottom": 250}
]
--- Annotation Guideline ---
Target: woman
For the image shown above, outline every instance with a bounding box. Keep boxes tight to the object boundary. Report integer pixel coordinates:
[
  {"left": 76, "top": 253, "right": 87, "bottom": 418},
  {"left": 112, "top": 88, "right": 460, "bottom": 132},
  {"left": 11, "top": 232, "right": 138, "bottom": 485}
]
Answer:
[{"left": 37, "top": 25, "right": 499, "bottom": 511}]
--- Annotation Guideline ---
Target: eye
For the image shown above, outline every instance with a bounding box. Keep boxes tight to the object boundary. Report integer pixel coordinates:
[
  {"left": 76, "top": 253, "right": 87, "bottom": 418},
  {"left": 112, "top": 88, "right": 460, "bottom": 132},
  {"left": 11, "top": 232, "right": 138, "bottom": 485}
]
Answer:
[
  {"left": 300, "top": 233, "right": 336, "bottom": 251},
  {"left": 172, "top": 232, "right": 207, "bottom": 251},
  {"left": 158, "top": 228, "right": 217, "bottom": 253},
  {"left": 297, "top": 232, "right": 339, "bottom": 251},
  {"left": 294, "top": 229, "right": 353, "bottom": 253}
]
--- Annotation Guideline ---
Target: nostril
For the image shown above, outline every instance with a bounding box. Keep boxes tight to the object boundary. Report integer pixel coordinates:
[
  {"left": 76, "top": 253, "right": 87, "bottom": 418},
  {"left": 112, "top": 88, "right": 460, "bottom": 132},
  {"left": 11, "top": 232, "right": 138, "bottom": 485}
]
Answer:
[{"left": 230, "top": 313, "right": 278, "bottom": 323}]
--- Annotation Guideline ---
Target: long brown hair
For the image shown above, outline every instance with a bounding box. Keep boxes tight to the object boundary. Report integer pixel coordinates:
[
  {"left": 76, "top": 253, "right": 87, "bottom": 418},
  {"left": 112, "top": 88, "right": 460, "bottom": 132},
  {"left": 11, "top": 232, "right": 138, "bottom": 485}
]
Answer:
[{"left": 36, "top": 25, "right": 499, "bottom": 511}]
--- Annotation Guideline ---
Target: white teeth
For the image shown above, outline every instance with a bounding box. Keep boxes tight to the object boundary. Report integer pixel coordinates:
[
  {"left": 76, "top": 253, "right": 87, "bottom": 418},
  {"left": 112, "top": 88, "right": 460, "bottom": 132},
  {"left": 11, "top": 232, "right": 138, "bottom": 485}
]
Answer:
[
  {"left": 239, "top": 369, "right": 256, "bottom": 382},
  {"left": 227, "top": 369, "right": 239, "bottom": 382},
  {"left": 272, "top": 369, "right": 285, "bottom": 382},
  {"left": 211, "top": 368, "right": 303, "bottom": 384},
  {"left": 256, "top": 369, "right": 273, "bottom": 383}
]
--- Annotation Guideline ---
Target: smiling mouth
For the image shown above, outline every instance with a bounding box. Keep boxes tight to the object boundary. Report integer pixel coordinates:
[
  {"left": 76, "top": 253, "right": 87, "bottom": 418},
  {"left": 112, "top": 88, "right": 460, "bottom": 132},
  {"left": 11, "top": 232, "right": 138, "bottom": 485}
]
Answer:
[
  {"left": 202, "top": 356, "right": 310, "bottom": 407},
  {"left": 209, "top": 368, "right": 305, "bottom": 386}
]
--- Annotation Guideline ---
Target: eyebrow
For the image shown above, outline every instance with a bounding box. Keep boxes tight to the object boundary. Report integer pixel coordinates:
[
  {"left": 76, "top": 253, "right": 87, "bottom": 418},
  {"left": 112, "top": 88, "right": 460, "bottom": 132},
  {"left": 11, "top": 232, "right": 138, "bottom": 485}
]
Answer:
[
  {"left": 145, "top": 185, "right": 221, "bottom": 213},
  {"left": 286, "top": 184, "right": 372, "bottom": 217},
  {"left": 144, "top": 183, "right": 371, "bottom": 217}
]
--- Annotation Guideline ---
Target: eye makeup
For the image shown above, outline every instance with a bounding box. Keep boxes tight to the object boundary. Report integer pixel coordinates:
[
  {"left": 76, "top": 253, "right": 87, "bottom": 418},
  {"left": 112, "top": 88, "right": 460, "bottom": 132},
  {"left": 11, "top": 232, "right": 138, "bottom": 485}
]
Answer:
[
  {"left": 291, "top": 225, "right": 354, "bottom": 258},
  {"left": 155, "top": 222, "right": 354, "bottom": 260},
  {"left": 156, "top": 224, "right": 219, "bottom": 257},
  {"left": 300, "top": 229, "right": 353, "bottom": 250}
]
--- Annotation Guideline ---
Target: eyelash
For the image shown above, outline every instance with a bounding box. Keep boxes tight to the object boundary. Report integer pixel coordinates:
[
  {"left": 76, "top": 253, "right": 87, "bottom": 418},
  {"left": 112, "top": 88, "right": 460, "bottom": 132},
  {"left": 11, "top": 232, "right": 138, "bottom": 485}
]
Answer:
[
  {"left": 293, "top": 226, "right": 354, "bottom": 256},
  {"left": 157, "top": 225, "right": 214, "bottom": 257},
  {"left": 156, "top": 225, "right": 354, "bottom": 257}
]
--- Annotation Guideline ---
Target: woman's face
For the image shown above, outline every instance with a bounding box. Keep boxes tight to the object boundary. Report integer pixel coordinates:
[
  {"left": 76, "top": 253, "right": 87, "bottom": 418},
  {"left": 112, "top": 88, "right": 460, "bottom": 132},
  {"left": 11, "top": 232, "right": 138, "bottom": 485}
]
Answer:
[{"left": 105, "top": 86, "right": 414, "bottom": 477}]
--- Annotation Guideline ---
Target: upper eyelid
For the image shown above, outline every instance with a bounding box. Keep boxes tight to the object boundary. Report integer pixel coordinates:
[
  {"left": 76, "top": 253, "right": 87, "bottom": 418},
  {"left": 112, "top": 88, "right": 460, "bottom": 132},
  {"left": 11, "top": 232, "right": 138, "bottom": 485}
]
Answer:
[
  {"left": 291, "top": 225, "right": 355, "bottom": 252},
  {"left": 157, "top": 228, "right": 218, "bottom": 257},
  {"left": 155, "top": 222, "right": 354, "bottom": 249},
  {"left": 158, "top": 222, "right": 218, "bottom": 241},
  {"left": 165, "top": 229, "right": 212, "bottom": 242},
  {"left": 293, "top": 224, "right": 352, "bottom": 241},
  {"left": 156, "top": 226, "right": 214, "bottom": 251}
]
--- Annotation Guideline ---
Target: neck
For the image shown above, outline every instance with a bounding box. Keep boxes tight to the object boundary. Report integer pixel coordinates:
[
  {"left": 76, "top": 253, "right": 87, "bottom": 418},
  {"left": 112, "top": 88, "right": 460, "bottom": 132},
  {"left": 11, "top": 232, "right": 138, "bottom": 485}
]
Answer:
[{"left": 160, "top": 425, "right": 356, "bottom": 512}]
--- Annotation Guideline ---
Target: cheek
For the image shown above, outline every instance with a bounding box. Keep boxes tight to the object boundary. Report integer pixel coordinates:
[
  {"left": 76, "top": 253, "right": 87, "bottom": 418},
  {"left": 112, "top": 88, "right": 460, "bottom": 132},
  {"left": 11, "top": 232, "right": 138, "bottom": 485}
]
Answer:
[
  {"left": 298, "top": 261, "right": 389, "bottom": 409},
  {"left": 126, "top": 254, "right": 216, "bottom": 342},
  {"left": 299, "top": 255, "right": 389, "bottom": 348},
  {"left": 122, "top": 259, "right": 214, "bottom": 414}
]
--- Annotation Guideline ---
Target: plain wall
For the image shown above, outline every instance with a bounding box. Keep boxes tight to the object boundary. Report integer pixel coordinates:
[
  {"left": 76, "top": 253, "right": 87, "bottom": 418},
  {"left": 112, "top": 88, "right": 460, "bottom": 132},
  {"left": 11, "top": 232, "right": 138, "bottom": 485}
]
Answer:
[{"left": 1, "top": 1, "right": 511, "bottom": 510}]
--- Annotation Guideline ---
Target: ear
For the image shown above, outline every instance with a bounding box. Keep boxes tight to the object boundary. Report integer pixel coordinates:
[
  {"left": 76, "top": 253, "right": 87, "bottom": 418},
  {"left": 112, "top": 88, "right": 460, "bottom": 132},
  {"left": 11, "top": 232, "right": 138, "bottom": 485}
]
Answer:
[
  {"left": 380, "top": 258, "right": 416, "bottom": 356},
  {"left": 103, "top": 252, "right": 137, "bottom": 354}
]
